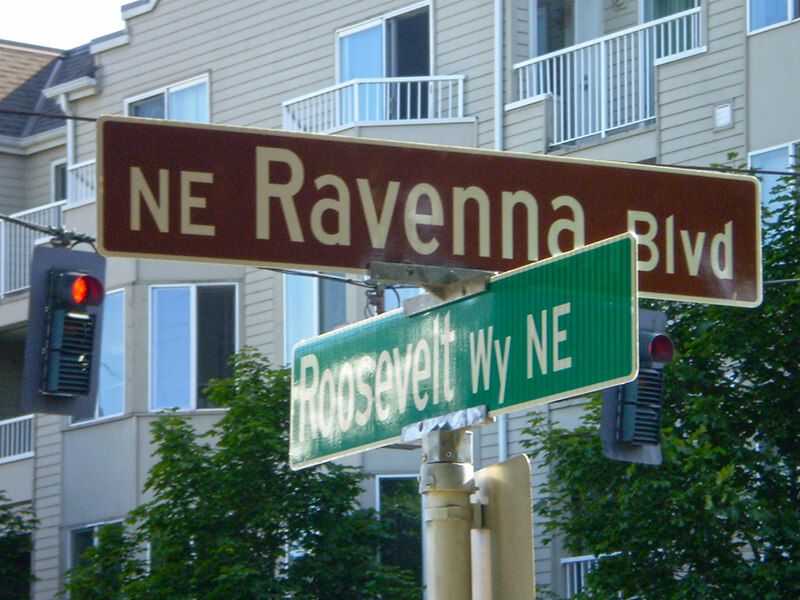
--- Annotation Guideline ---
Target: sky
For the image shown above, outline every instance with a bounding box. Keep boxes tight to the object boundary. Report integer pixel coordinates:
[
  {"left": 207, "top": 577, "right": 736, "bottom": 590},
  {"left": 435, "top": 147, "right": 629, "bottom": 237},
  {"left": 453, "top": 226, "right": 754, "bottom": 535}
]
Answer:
[{"left": 0, "top": 0, "right": 126, "bottom": 50}]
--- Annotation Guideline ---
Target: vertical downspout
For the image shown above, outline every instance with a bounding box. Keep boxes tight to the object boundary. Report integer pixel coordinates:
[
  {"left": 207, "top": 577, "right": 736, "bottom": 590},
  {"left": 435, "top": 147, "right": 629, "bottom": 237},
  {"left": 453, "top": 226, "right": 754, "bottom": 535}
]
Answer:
[
  {"left": 494, "top": 0, "right": 504, "bottom": 152},
  {"left": 57, "top": 94, "right": 74, "bottom": 166},
  {"left": 57, "top": 93, "right": 75, "bottom": 204},
  {"left": 494, "top": 0, "right": 509, "bottom": 463}
]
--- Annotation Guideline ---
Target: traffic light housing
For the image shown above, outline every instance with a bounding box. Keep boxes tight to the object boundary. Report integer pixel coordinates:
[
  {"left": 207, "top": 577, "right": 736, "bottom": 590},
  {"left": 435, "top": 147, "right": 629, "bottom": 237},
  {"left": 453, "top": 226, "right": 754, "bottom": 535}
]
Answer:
[
  {"left": 600, "top": 309, "right": 674, "bottom": 465},
  {"left": 21, "top": 246, "right": 106, "bottom": 419}
]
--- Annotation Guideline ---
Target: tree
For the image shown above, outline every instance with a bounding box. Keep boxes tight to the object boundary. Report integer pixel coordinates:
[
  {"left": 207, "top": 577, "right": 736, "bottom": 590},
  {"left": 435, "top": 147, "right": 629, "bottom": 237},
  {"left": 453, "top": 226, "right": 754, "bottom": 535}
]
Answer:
[
  {"left": 0, "top": 493, "right": 37, "bottom": 600},
  {"left": 64, "top": 348, "right": 420, "bottom": 600},
  {"left": 524, "top": 165, "right": 799, "bottom": 600}
]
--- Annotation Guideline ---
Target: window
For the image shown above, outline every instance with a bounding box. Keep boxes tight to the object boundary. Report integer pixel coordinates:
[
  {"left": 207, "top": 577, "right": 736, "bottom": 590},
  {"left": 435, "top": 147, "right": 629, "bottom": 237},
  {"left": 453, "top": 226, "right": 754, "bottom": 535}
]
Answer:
[
  {"left": 338, "top": 4, "right": 430, "bottom": 81},
  {"left": 2, "top": 532, "right": 31, "bottom": 599},
  {"left": 749, "top": 0, "right": 800, "bottom": 32},
  {"left": 70, "top": 522, "right": 124, "bottom": 572},
  {"left": 150, "top": 284, "right": 237, "bottom": 410},
  {"left": 535, "top": 0, "right": 574, "bottom": 55},
  {"left": 377, "top": 476, "right": 422, "bottom": 587},
  {"left": 284, "top": 274, "right": 347, "bottom": 362},
  {"left": 71, "top": 527, "right": 96, "bottom": 570},
  {"left": 750, "top": 143, "right": 798, "bottom": 222},
  {"left": 126, "top": 75, "right": 210, "bottom": 122},
  {"left": 643, "top": 0, "right": 698, "bottom": 22},
  {"left": 52, "top": 160, "right": 67, "bottom": 202},
  {"left": 382, "top": 286, "right": 423, "bottom": 312},
  {"left": 73, "top": 289, "right": 125, "bottom": 424},
  {"left": 97, "top": 290, "right": 125, "bottom": 418},
  {"left": 337, "top": 4, "right": 430, "bottom": 120}
]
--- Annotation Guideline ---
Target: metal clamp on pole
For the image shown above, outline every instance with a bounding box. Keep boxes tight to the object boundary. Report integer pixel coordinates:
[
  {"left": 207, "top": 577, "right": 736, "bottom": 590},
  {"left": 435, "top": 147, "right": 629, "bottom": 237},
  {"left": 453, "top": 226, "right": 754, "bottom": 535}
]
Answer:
[
  {"left": 420, "top": 429, "right": 475, "bottom": 600},
  {"left": 367, "top": 261, "right": 494, "bottom": 316}
]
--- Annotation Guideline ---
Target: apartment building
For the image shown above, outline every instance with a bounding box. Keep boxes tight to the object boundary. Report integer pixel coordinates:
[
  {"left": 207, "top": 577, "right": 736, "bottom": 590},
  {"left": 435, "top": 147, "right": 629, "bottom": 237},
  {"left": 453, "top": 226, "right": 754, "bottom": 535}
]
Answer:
[{"left": 1, "top": 1, "right": 797, "bottom": 597}]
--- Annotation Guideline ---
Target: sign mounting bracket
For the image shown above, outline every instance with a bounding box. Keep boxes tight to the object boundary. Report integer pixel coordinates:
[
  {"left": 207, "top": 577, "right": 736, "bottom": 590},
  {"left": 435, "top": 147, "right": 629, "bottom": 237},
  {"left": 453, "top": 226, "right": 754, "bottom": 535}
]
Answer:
[{"left": 368, "top": 261, "right": 495, "bottom": 316}]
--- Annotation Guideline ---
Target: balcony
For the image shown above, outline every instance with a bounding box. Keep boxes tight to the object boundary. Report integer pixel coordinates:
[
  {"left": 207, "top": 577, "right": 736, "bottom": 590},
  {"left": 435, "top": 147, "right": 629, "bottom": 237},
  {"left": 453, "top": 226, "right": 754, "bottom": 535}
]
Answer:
[
  {"left": 67, "top": 159, "right": 97, "bottom": 205},
  {"left": 0, "top": 160, "right": 96, "bottom": 300},
  {"left": 0, "top": 202, "right": 65, "bottom": 299},
  {"left": 282, "top": 75, "right": 466, "bottom": 134},
  {"left": 512, "top": 7, "right": 704, "bottom": 147},
  {"left": 562, "top": 554, "right": 597, "bottom": 598},
  {"left": 0, "top": 414, "right": 34, "bottom": 464}
]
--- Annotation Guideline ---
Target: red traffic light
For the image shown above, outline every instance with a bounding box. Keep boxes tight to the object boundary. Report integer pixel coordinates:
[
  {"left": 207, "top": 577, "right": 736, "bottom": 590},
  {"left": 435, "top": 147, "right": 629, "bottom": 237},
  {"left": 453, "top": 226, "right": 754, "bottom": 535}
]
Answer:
[
  {"left": 52, "top": 271, "right": 105, "bottom": 307},
  {"left": 647, "top": 334, "right": 674, "bottom": 363},
  {"left": 70, "top": 274, "right": 104, "bottom": 306}
]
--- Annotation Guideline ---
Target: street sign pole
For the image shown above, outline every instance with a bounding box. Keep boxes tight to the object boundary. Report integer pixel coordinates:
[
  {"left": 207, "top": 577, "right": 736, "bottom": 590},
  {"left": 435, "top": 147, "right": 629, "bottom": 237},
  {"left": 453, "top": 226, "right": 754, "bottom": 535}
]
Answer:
[
  {"left": 418, "top": 421, "right": 535, "bottom": 600},
  {"left": 420, "top": 430, "right": 475, "bottom": 600}
]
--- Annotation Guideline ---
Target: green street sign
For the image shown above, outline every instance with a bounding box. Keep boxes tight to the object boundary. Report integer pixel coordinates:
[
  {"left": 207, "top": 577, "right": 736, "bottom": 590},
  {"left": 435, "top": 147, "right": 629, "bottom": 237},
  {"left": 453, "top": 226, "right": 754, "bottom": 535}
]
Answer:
[{"left": 290, "top": 234, "right": 638, "bottom": 469}]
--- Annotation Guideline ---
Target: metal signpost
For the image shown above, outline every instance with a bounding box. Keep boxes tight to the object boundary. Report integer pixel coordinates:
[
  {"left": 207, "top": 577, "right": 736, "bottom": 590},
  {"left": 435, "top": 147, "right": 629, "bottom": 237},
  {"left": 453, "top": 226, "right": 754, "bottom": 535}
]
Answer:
[
  {"left": 97, "top": 115, "right": 761, "bottom": 307},
  {"left": 289, "top": 234, "right": 637, "bottom": 468}
]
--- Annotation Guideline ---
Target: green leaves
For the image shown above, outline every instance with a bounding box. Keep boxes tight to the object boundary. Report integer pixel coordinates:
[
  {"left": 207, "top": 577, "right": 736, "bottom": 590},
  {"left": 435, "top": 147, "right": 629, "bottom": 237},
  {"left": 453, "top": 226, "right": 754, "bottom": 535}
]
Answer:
[
  {"left": 0, "top": 493, "right": 37, "bottom": 600},
  {"left": 64, "top": 349, "right": 420, "bottom": 600}
]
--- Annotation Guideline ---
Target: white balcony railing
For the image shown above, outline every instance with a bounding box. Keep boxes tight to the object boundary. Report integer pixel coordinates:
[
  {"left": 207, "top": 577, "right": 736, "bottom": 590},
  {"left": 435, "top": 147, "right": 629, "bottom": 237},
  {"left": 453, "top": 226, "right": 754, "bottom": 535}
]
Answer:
[
  {"left": 0, "top": 201, "right": 65, "bottom": 299},
  {"left": 514, "top": 7, "right": 703, "bottom": 146},
  {"left": 282, "top": 75, "right": 466, "bottom": 133},
  {"left": 562, "top": 554, "right": 598, "bottom": 599},
  {"left": 67, "top": 159, "right": 96, "bottom": 205},
  {"left": 0, "top": 414, "right": 34, "bottom": 464}
]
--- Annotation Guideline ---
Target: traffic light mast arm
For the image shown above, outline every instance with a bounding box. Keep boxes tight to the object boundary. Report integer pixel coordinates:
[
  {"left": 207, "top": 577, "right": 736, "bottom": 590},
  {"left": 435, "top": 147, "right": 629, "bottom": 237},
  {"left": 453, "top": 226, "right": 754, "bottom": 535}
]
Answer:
[{"left": 0, "top": 212, "right": 96, "bottom": 248}]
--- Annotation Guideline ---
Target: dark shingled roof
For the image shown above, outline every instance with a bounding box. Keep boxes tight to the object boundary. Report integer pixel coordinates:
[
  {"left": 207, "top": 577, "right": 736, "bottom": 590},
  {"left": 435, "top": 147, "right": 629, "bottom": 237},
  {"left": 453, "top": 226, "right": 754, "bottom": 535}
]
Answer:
[{"left": 0, "top": 41, "right": 96, "bottom": 139}]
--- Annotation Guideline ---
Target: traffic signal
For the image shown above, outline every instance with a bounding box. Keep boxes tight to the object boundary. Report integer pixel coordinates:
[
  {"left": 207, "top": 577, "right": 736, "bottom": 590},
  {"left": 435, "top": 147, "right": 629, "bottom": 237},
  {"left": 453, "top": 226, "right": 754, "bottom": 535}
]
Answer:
[
  {"left": 21, "top": 246, "right": 106, "bottom": 419},
  {"left": 600, "top": 309, "right": 674, "bottom": 465}
]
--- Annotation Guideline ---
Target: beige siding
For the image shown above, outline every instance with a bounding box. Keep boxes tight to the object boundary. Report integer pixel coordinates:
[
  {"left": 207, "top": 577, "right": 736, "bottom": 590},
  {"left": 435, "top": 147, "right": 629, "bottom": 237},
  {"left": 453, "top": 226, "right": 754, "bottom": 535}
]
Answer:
[
  {"left": 504, "top": 97, "right": 551, "bottom": 154},
  {"left": 747, "top": 19, "right": 800, "bottom": 150},
  {"left": 438, "top": 1, "right": 495, "bottom": 148},
  {"left": 658, "top": 0, "right": 747, "bottom": 167},
  {"left": 604, "top": 0, "right": 638, "bottom": 34},
  {"left": 31, "top": 415, "right": 63, "bottom": 600},
  {"left": 510, "top": 0, "right": 532, "bottom": 65},
  {"left": 24, "top": 146, "right": 64, "bottom": 208},
  {"left": 0, "top": 154, "right": 26, "bottom": 212},
  {"left": 244, "top": 268, "right": 281, "bottom": 362}
]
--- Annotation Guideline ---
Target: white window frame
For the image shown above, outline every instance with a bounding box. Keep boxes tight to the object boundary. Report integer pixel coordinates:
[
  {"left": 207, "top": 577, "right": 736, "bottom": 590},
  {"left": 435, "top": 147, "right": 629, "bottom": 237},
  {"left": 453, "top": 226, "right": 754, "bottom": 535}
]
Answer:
[
  {"left": 335, "top": 1, "right": 434, "bottom": 83},
  {"left": 124, "top": 73, "right": 211, "bottom": 120},
  {"left": 747, "top": 0, "right": 800, "bottom": 34},
  {"left": 375, "top": 473, "right": 419, "bottom": 512},
  {"left": 749, "top": 141, "right": 799, "bottom": 182},
  {"left": 283, "top": 273, "right": 349, "bottom": 363},
  {"left": 69, "top": 520, "right": 124, "bottom": 569},
  {"left": 71, "top": 288, "right": 126, "bottom": 425},
  {"left": 638, "top": 0, "right": 700, "bottom": 23},
  {"left": 748, "top": 140, "right": 799, "bottom": 222},
  {"left": 148, "top": 282, "right": 239, "bottom": 412},
  {"left": 51, "top": 159, "right": 67, "bottom": 202}
]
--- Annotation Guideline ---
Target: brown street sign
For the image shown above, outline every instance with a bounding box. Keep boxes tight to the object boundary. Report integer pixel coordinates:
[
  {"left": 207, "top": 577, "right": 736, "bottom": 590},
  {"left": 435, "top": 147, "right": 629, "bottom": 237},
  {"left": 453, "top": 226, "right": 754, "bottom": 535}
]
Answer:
[{"left": 97, "top": 116, "right": 762, "bottom": 307}]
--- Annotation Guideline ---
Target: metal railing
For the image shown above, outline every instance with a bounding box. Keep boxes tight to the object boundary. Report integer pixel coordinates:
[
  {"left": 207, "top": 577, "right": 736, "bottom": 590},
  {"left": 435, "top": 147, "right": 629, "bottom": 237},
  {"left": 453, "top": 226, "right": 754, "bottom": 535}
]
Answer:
[
  {"left": 67, "top": 159, "right": 96, "bottom": 205},
  {"left": 0, "top": 202, "right": 65, "bottom": 299},
  {"left": 562, "top": 554, "right": 598, "bottom": 599},
  {"left": 0, "top": 414, "right": 34, "bottom": 464},
  {"left": 514, "top": 7, "right": 702, "bottom": 146},
  {"left": 282, "top": 75, "right": 466, "bottom": 133}
]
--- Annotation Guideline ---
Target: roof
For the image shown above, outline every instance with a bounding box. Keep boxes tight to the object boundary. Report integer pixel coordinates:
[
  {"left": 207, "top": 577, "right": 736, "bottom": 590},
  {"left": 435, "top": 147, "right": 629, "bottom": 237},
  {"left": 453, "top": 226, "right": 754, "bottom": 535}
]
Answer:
[{"left": 0, "top": 40, "right": 96, "bottom": 139}]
